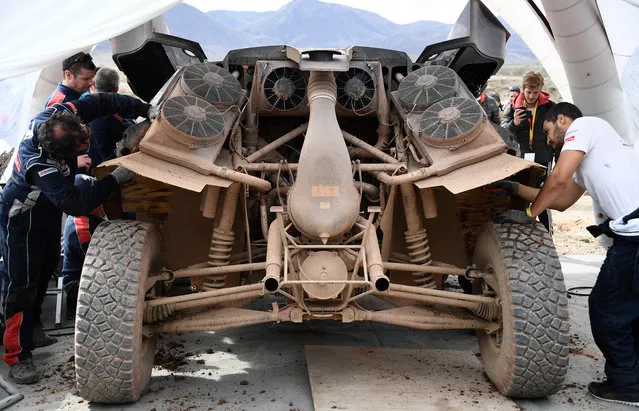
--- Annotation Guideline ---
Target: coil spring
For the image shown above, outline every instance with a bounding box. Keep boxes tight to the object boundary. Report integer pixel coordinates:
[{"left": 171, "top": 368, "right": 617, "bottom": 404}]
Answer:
[
  {"left": 405, "top": 228, "right": 436, "bottom": 288},
  {"left": 202, "top": 228, "right": 235, "bottom": 290},
  {"left": 474, "top": 301, "right": 500, "bottom": 321},
  {"left": 143, "top": 303, "right": 176, "bottom": 324}
]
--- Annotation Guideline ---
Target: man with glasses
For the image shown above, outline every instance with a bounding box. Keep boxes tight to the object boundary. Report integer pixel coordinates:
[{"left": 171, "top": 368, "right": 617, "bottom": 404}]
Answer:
[{"left": 0, "top": 92, "right": 152, "bottom": 384}]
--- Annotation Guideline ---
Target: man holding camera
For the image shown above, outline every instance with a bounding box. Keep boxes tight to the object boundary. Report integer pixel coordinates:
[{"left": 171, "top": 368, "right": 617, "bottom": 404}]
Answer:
[{"left": 501, "top": 71, "right": 555, "bottom": 230}]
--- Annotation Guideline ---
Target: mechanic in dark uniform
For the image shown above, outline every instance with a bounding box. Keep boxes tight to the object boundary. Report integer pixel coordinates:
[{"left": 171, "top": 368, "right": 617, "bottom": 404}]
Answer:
[
  {"left": 61, "top": 178, "right": 107, "bottom": 319},
  {"left": 45, "top": 52, "right": 97, "bottom": 172},
  {"left": 0, "top": 92, "right": 151, "bottom": 384},
  {"left": 88, "top": 67, "right": 135, "bottom": 164},
  {"left": 45, "top": 52, "right": 96, "bottom": 108},
  {"left": 62, "top": 67, "right": 135, "bottom": 318}
]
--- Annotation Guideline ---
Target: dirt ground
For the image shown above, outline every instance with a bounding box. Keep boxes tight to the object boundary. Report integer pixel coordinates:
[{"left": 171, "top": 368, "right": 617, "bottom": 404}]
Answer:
[{"left": 551, "top": 194, "right": 605, "bottom": 256}]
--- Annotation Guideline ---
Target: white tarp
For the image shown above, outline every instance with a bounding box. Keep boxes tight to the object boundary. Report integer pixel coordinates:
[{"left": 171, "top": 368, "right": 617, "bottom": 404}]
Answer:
[
  {"left": 0, "top": 0, "right": 181, "bottom": 153},
  {"left": 0, "top": 72, "right": 39, "bottom": 148},
  {"left": 0, "top": 0, "right": 180, "bottom": 80}
]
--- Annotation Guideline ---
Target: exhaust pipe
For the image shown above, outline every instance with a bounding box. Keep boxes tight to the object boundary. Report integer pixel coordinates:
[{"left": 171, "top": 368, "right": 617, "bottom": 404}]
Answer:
[
  {"left": 263, "top": 217, "right": 283, "bottom": 292},
  {"left": 359, "top": 217, "right": 390, "bottom": 292}
]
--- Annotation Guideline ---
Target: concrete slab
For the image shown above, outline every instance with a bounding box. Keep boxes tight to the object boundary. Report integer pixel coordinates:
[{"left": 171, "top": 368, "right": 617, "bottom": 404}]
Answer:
[
  {"left": 3, "top": 254, "right": 635, "bottom": 410},
  {"left": 305, "top": 345, "right": 518, "bottom": 411}
]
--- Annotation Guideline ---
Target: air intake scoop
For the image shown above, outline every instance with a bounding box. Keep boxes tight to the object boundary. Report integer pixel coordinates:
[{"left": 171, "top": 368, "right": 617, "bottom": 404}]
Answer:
[{"left": 287, "top": 72, "right": 360, "bottom": 243}]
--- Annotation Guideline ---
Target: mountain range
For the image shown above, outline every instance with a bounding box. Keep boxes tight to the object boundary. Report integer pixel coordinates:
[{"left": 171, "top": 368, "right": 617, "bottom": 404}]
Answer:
[{"left": 158, "top": 0, "right": 536, "bottom": 65}]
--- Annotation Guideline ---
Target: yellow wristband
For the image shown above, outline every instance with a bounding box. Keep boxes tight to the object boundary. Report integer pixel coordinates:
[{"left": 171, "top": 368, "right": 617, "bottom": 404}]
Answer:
[{"left": 526, "top": 206, "right": 532, "bottom": 217}]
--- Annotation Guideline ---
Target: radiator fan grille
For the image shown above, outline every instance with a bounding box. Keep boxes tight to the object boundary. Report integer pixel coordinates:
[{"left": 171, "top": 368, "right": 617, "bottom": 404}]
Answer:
[
  {"left": 181, "top": 62, "right": 243, "bottom": 107},
  {"left": 263, "top": 67, "right": 306, "bottom": 110},
  {"left": 161, "top": 95, "right": 225, "bottom": 148},
  {"left": 335, "top": 68, "right": 375, "bottom": 111},
  {"left": 418, "top": 97, "right": 483, "bottom": 147},
  {"left": 398, "top": 66, "right": 459, "bottom": 110}
]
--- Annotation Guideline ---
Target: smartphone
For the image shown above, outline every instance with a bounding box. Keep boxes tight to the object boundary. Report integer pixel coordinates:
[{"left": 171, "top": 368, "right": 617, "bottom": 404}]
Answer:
[{"left": 516, "top": 107, "right": 533, "bottom": 119}]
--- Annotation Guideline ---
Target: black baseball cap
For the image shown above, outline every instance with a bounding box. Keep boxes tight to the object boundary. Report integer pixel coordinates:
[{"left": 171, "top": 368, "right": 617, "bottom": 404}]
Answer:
[
  {"left": 508, "top": 85, "right": 521, "bottom": 93},
  {"left": 62, "top": 52, "right": 96, "bottom": 72}
]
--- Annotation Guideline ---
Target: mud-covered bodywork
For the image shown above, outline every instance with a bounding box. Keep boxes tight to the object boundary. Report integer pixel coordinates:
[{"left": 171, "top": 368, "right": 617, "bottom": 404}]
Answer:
[{"left": 78, "top": 0, "right": 568, "bottom": 404}]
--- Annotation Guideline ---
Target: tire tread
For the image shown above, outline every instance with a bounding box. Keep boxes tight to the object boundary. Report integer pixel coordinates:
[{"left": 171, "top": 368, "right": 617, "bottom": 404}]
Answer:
[{"left": 75, "top": 220, "right": 156, "bottom": 403}]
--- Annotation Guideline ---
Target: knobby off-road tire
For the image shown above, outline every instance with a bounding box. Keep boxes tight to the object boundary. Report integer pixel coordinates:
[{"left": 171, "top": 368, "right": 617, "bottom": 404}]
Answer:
[
  {"left": 472, "top": 221, "right": 569, "bottom": 398},
  {"left": 75, "top": 220, "right": 159, "bottom": 403}
]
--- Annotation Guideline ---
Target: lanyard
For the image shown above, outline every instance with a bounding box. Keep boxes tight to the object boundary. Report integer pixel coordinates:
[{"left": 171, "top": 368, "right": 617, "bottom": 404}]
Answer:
[{"left": 528, "top": 101, "right": 539, "bottom": 148}]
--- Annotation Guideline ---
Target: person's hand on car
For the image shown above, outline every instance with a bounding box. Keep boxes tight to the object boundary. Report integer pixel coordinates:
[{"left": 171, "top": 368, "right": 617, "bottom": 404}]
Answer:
[
  {"left": 77, "top": 154, "right": 92, "bottom": 170},
  {"left": 482, "top": 180, "right": 519, "bottom": 197},
  {"left": 496, "top": 209, "right": 535, "bottom": 225}
]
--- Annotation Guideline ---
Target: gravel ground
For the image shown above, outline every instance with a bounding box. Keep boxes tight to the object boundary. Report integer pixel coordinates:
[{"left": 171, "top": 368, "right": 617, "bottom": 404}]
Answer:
[{"left": 551, "top": 194, "right": 605, "bottom": 256}]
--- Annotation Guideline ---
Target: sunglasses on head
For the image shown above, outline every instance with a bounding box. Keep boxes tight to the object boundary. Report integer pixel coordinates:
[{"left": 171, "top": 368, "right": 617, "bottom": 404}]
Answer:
[{"left": 64, "top": 53, "right": 95, "bottom": 71}]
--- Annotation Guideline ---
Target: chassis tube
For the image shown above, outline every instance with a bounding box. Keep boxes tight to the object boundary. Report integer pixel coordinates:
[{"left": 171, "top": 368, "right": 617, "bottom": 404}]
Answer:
[{"left": 239, "top": 163, "right": 405, "bottom": 173}]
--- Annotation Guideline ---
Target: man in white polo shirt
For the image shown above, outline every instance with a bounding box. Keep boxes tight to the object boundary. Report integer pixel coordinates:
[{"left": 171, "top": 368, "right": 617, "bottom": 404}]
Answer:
[{"left": 491, "top": 102, "right": 639, "bottom": 406}]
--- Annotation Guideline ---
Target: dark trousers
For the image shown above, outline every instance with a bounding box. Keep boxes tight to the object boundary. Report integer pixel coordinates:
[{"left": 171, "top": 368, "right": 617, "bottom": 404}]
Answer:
[
  {"left": 62, "top": 215, "right": 101, "bottom": 296},
  {"left": 0, "top": 202, "right": 60, "bottom": 366},
  {"left": 589, "top": 237, "right": 639, "bottom": 392}
]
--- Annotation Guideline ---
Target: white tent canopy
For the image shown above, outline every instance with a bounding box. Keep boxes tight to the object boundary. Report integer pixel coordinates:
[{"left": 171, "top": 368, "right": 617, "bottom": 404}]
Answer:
[
  {"left": 0, "top": 0, "right": 637, "bottom": 149},
  {"left": 0, "top": 0, "right": 180, "bottom": 79}
]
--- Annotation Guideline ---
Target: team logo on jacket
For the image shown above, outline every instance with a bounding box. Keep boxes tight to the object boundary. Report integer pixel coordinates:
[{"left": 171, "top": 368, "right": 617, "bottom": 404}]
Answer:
[
  {"left": 565, "top": 135, "right": 575, "bottom": 142},
  {"left": 38, "top": 167, "right": 58, "bottom": 177}
]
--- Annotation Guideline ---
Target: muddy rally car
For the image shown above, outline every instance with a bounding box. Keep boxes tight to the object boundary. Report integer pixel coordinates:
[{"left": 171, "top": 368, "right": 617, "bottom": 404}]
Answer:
[{"left": 76, "top": 1, "right": 568, "bottom": 403}]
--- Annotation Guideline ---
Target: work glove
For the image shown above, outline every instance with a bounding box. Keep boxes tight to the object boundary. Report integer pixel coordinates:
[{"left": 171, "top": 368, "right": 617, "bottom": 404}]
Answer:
[
  {"left": 482, "top": 180, "right": 519, "bottom": 197},
  {"left": 110, "top": 167, "right": 135, "bottom": 185},
  {"left": 495, "top": 209, "right": 534, "bottom": 225},
  {"left": 147, "top": 104, "right": 160, "bottom": 120}
]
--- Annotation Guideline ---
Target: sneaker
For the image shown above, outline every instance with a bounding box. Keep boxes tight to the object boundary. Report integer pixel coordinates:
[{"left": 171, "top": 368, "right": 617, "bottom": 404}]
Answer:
[
  {"left": 8, "top": 357, "right": 40, "bottom": 384},
  {"left": 588, "top": 381, "right": 639, "bottom": 407},
  {"left": 33, "top": 323, "right": 57, "bottom": 348}
]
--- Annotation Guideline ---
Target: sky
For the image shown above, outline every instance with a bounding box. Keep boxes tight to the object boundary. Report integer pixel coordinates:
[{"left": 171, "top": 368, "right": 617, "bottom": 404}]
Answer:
[{"left": 184, "top": 0, "right": 468, "bottom": 24}]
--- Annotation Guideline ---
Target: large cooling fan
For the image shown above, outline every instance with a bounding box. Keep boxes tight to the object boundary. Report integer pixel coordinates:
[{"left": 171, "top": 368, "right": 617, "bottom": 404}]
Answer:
[
  {"left": 335, "top": 67, "right": 375, "bottom": 111},
  {"left": 180, "top": 62, "right": 243, "bottom": 107},
  {"left": 263, "top": 67, "right": 306, "bottom": 110},
  {"left": 397, "top": 66, "right": 459, "bottom": 110},
  {"left": 418, "top": 97, "right": 484, "bottom": 148},
  {"left": 160, "top": 95, "right": 226, "bottom": 149}
]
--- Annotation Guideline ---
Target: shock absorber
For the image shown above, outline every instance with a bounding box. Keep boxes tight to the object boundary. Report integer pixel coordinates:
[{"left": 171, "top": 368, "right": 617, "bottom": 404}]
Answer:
[
  {"left": 400, "top": 183, "right": 436, "bottom": 288},
  {"left": 203, "top": 183, "right": 241, "bottom": 290}
]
